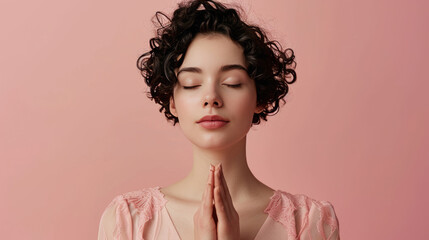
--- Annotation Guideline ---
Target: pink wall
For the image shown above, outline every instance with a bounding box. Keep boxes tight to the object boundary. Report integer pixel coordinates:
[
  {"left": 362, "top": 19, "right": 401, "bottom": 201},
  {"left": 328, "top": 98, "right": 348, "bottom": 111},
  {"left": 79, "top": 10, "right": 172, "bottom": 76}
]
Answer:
[{"left": 1, "top": 0, "right": 428, "bottom": 239}]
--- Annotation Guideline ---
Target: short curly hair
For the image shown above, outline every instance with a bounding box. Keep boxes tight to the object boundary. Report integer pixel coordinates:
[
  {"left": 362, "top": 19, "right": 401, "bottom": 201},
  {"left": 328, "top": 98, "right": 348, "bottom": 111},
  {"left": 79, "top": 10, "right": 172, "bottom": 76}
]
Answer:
[{"left": 137, "top": 0, "right": 296, "bottom": 126}]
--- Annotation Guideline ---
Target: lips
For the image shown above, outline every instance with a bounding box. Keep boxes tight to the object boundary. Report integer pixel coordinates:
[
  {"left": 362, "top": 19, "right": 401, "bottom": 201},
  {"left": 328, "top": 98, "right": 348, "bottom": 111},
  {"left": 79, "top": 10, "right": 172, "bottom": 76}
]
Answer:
[
  {"left": 198, "top": 121, "right": 228, "bottom": 129},
  {"left": 197, "top": 115, "right": 229, "bottom": 123},
  {"left": 197, "top": 115, "right": 229, "bottom": 129}
]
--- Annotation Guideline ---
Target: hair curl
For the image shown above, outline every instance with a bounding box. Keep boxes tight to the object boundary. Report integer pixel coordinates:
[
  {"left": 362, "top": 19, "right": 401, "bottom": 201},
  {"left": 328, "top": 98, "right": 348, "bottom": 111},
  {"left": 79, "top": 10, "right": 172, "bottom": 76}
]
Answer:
[{"left": 137, "top": 0, "right": 296, "bottom": 125}]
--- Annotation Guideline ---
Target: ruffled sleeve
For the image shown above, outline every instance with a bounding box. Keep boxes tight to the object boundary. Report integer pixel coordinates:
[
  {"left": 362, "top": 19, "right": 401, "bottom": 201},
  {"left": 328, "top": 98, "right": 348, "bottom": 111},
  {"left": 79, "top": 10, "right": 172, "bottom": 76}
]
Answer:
[
  {"left": 264, "top": 191, "right": 340, "bottom": 240},
  {"left": 303, "top": 200, "right": 340, "bottom": 240},
  {"left": 97, "top": 188, "right": 168, "bottom": 240},
  {"left": 98, "top": 195, "right": 133, "bottom": 240}
]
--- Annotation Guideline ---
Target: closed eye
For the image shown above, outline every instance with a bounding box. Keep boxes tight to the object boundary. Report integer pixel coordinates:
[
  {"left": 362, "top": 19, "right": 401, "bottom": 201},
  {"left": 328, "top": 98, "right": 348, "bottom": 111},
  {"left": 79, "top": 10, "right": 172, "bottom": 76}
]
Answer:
[
  {"left": 183, "top": 84, "right": 241, "bottom": 89},
  {"left": 225, "top": 84, "right": 241, "bottom": 88},
  {"left": 183, "top": 85, "right": 200, "bottom": 89}
]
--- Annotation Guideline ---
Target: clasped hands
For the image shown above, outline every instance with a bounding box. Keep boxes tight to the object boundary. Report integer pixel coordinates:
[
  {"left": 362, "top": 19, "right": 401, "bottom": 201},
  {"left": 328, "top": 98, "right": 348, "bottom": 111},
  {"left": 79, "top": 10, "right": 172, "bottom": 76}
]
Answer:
[{"left": 194, "top": 163, "right": 240, "bottom": 240}]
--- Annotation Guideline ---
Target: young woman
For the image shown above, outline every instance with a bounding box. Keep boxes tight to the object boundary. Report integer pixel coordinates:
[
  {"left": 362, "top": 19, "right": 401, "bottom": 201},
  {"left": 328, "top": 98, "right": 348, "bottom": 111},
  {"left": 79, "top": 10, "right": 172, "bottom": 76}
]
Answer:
[{"left": 98, "top": 0, "right": 340, "bottom": 239}]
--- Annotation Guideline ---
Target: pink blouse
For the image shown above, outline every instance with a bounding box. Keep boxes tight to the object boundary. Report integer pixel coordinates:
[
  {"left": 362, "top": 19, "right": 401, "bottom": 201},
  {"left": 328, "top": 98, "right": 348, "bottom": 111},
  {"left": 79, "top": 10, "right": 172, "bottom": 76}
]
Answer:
[{"left": 98, "top": 187, "right": 340, "bottom": 240}]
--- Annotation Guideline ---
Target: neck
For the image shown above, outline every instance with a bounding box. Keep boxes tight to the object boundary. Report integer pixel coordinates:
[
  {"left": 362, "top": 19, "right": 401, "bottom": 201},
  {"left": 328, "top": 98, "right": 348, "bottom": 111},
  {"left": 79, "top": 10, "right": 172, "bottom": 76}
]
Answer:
[{"left": 179, "top": 136, "right": 261, "bottom": 203}]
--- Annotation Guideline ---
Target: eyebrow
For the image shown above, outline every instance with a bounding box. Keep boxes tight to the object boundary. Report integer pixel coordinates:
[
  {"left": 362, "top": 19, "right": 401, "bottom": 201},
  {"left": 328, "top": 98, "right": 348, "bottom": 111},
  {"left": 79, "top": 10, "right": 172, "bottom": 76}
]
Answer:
[{"left": 176, "top": 64, "right": 248, "bottom": 77}]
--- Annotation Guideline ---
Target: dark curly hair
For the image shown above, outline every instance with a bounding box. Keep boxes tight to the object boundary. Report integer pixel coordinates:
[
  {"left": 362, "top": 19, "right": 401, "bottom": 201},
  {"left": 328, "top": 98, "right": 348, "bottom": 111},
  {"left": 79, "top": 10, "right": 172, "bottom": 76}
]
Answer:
[{"left": 137, "top": 0, "right": 296, "bottom": 126}]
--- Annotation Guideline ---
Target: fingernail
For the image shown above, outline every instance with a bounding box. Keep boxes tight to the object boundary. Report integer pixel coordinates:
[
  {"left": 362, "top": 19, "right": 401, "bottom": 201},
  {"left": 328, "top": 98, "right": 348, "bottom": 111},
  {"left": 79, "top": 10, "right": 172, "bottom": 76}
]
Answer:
[{"left": 209, "top": 164, "right": 215, "bottom": 172}]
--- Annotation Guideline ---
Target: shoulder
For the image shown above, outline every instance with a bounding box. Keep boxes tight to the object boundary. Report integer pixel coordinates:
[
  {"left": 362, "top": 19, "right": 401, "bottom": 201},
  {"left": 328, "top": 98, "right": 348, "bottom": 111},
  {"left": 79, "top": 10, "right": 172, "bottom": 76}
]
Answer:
[
  {"left": 106, "top": 186, "right": 166, "bottom": 220},
  {"left": 97, "top": 187, "right": 167, "bottom": 240},
  {"left": 265, "top": 190, "right": 340, "bottom": 240}
]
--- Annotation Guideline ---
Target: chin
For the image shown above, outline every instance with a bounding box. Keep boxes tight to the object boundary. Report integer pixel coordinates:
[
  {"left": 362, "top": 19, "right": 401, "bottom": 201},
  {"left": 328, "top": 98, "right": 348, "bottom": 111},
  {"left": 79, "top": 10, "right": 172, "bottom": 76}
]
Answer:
[{"left": 190, "top": 133, "right": 247, "bottom": 151}]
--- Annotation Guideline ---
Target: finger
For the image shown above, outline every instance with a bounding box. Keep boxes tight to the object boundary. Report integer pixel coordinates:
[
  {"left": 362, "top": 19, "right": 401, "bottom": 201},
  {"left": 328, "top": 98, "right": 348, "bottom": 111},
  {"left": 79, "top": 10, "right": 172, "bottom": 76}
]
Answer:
[
  {"left": 214, "top": 164, "right": 230, "bottom": 220},
  {"left": 206, "top": 164, "right": 214, "bottom": 201},
  {"left": 202, "top": 165, "right": 215, "bottom": 217},
  {"left": 218, "top": 164, "right": 234, "bottom": 216},
  {"left": 218, "top": 164, "right": 240, "bottom": 228},
  {"left": 214, "top": 182, "right": 228, "bottom": 222},
  {"left": 201, "top": 166, "right": 209, "bottom": 200},
  {"left": 219, "top": 164, "right": 233, "bottom": 205},
  {"left": 215, "top": 164, "right": 228, "bottom": 206}
]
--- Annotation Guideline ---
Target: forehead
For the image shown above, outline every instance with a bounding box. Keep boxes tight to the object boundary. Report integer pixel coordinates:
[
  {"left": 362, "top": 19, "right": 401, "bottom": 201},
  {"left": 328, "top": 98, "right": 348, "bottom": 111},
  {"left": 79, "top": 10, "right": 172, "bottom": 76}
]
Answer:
[{"left": 179, "top": 33, "right": 246, "bottom": 70}]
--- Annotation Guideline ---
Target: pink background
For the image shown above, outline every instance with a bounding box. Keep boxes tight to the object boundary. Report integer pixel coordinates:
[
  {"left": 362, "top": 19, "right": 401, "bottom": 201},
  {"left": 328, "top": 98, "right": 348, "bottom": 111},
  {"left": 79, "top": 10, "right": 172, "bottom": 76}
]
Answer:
[{"left": 1, "top": 0, "right": 428, "bottom": 239}]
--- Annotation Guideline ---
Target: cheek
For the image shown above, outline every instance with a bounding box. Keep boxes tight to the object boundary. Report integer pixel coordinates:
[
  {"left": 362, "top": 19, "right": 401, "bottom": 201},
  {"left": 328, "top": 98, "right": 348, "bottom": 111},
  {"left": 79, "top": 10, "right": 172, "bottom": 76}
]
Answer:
[
  {"left": 174, "top": 94, "right": 198, "bottom": 120},
  {"left": 231, "top": 91, "right": 257, "bottom": 118}
]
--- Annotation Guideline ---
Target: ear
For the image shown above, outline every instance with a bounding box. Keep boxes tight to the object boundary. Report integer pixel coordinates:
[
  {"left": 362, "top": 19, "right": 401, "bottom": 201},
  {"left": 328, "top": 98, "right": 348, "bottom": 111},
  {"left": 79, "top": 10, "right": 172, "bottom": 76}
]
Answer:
[
  {"left": 254, "top": 104, "right": 265, "bottom": 114},
  {"left": 169, "top": 96, "right": 177, "bottom": 117}
]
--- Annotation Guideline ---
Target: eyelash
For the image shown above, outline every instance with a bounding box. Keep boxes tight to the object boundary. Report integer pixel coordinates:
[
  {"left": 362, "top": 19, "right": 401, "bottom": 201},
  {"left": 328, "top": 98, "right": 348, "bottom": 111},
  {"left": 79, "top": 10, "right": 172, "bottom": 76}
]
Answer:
[
  {"left": 227, "top": 84, "right": 242, "bottom": 88},
  {"left": 183, "top": 84, "right": 241, "bottom": 89}
]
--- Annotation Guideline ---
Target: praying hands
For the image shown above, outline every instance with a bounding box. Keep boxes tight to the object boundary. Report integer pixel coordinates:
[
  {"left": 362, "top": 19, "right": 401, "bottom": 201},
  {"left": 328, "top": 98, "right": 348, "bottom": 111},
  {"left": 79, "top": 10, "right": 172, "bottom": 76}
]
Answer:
[{"left": 194, "top": 164, "right": 240, "bottom": 240}]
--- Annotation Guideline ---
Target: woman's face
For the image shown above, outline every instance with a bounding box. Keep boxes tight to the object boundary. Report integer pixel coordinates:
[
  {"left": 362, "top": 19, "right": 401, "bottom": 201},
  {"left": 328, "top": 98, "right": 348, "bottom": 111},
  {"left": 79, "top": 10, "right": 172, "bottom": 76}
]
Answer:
[{"left": 170, "top": 33, "right": 263, "bottom": 150}]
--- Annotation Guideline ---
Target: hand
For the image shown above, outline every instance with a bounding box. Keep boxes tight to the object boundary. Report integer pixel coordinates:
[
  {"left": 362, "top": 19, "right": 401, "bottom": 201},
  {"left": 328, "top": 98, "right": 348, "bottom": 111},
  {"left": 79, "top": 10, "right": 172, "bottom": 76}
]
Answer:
[
  {"left": 194, "top": 164, "right": 241, "bottom": 240},
  {"left": 213, "top": 164, "right": 240, "bottom": 240},
  {"left": 194, "top": 165, "right": 217, "bottom": 240}
]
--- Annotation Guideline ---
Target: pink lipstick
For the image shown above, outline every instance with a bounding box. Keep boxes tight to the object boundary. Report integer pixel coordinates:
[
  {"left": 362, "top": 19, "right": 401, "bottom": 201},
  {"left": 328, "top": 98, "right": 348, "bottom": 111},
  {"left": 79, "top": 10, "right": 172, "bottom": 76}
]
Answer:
[{"left": 197, "top": 115, "right": 229, "bottom": 129}]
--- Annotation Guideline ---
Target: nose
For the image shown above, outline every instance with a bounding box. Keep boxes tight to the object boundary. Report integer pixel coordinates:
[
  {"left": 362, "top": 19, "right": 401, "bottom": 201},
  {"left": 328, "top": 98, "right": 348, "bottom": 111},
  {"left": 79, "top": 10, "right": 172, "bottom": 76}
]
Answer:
[{"left": 203, "top": 84, "right": 223, "bottom": 108}]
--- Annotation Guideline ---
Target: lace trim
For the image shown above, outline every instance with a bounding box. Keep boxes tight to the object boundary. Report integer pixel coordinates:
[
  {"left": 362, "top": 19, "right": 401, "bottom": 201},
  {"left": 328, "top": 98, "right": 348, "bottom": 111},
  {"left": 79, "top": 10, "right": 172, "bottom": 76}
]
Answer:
[
  {"left": 264, "top": 190, "right": 298, "bottom": 238},
  {"left": 264, "top": 190, "right": 339, "bottom": 240},
  {"left": 112, "top": 187, "right": 167, "bottom": 240},
  {"left": 316, "top": 200, "right": 339, "bottom": 240},
  {"left": 107, "top": 195, "right": 132, "bottom": 240}
]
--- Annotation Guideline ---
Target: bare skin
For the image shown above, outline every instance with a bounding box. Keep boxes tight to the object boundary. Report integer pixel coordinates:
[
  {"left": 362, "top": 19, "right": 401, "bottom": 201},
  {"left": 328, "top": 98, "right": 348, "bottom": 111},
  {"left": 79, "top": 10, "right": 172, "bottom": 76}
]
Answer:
[
  {"left": 160, "top": 33, "right": 276, "bottom": 240},
  {"left": 160, "top": 137, "right": 275, "bottom": 240}
]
